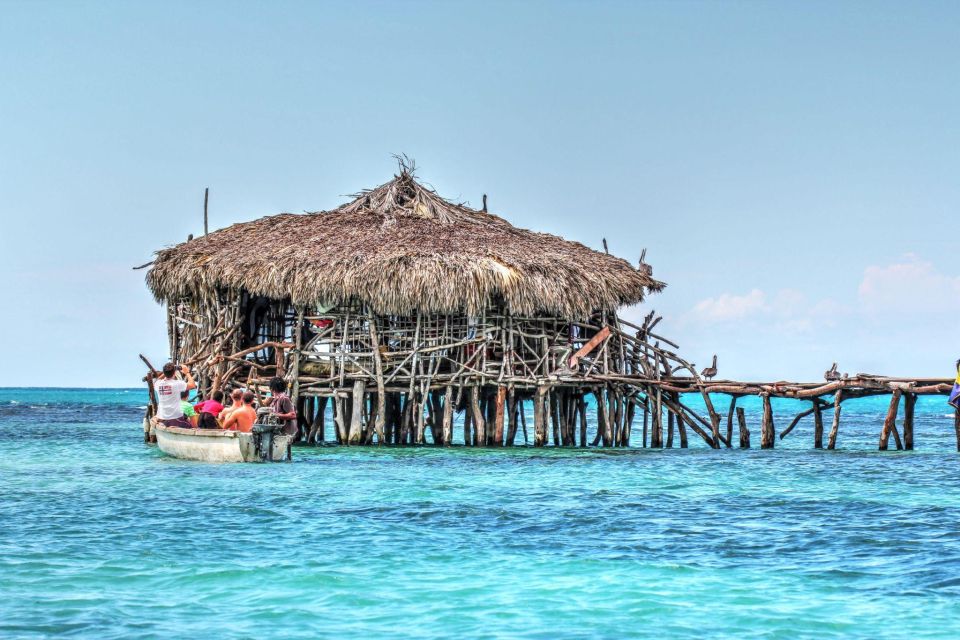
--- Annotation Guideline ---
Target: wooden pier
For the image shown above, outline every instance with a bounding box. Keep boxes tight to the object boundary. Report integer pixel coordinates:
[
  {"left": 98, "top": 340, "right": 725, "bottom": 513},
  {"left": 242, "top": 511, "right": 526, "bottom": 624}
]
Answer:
[{"left": 629, "top": 375, "right": 955, "bottom": 452}]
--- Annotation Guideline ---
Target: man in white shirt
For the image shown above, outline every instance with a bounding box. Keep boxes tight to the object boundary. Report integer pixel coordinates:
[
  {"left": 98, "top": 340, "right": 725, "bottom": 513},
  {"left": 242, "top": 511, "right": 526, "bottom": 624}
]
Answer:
[{"left": 154, "top": 362, "right": 197, "bottom": 428}]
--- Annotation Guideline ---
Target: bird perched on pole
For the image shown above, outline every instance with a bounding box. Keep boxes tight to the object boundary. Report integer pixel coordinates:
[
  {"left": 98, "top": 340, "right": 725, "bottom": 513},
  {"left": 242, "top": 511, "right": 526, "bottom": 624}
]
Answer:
[
  {"left": 700, "top": 355, "right": 718, "bottom": 380},
  {"left": 824, "top": 363, "right": 840, "bottom": 381}
]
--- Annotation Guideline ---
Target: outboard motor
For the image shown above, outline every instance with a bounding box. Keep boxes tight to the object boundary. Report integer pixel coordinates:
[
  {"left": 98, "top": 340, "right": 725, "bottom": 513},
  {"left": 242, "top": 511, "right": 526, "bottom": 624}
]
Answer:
[{"left": 251, "top": 408, "right": 290, "bottom": 462}]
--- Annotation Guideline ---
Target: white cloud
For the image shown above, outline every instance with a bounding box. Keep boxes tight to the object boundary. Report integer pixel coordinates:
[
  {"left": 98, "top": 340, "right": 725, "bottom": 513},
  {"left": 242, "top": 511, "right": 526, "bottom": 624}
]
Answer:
[
  {"left": 691, "top": 289, "right": 767, "bottom": 321},
  {"left": 858, "top": 255, "right": 960, "bottom": 314},
  {"left": 687, "top": 287, "right": 846, "bottom": 334}
]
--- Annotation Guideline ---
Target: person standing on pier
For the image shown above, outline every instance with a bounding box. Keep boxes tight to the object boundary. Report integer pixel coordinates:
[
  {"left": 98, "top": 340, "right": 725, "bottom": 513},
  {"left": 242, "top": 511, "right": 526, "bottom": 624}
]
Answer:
[{"left": 950, "top": 359, "right": 960, "bottom": 409}]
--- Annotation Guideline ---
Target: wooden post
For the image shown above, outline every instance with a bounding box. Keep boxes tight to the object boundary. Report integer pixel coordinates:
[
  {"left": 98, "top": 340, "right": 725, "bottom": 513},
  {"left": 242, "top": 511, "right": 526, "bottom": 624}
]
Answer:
[
  {"left": 879, "top": 389, "right": 903, "bottom": 451},
  {"left": 552, "top": 391, "right": 562, "bottom": 446},
  {"left": 651, "top": 388, "right": 662, "bottom": 448},
  {"left": 725, "top": 396, "right": 737, "bottom": 449},
  {"left": 827, "top": 391, "right": 842, "bottom": 450},
  {"left": 308, "top": 396, "right": 327, "bottom": 444},
  {"left": 903, "top": 393, "right": 916, "bottom": 451},
  {"left": 333, "top": 395, "right": 348, "bottom": 444},
  {"left": 666, "top": 410, "right": 674, "bottom": 448},
  {"left": 623, "top": 398, "right": 634, "bottom": 447},
  {"left": 506, "top": 388, "right": 518, "bottom": 446},
  {"left": 813, "top": 400, "right": 824, "bottom": 449},
  {"left": 470, "top": 387, "right": 486, "bottom": 446},
  {"left": 737, "top": 407, "right": 749, "bottom": 448},
  {"left": 442, "top": 385, "right": 454, "bottom": 446},
  {"left": 368, "top": 312, "right": 387, "bottom": 444},
  {"left": 348, "top": 381, "right": 366, "bottom": 444},
  {"left": 577, "top": 396, "right": 587, "bottom": 448},
  {"left": 494, "top": 386, "right": 506, "bottom": 446},
  {"left": 761, "top": 394, "right": 774, "bottom": 449},
  {"left": 642, "top": 399, "right": 648, "bottom": 448},
  {"left": 534, "top": 385, "right": 549, "bottom": 447},
  {"left": 203, "top": 187, "right": 209, "bottom": 235}
]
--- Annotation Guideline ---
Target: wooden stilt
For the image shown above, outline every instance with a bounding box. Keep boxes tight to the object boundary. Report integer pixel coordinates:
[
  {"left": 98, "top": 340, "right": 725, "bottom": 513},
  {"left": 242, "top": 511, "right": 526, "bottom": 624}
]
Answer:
[
  {"left": 470, "top": 386, "right": 485, "bottom": 446},
  {"left": 308, "top": 396, "right": 327, "bottom": 444},
  {"left": 903, "top": 393, "right": 916, "bottom": 451},
  {"left": 651, "top": 388, "right": 663, "bottom": 448},
  {"left": 737, "top": 406, "right": 749, "bottom": 448},
  {"left": 534, "top": 385, "right": 548, "bottom": 447},
  {"left": 827, "top": 391, "right": 842, "bottom": 450},
  {"left": 494, "top": 386, "right": 506, "bottom": 446},
  {"left": 441, "top": 386, "right": 454, "bottom": 446},
  {"left": 348, "top": 381, "right": 366, "bottom": 444},
  {"left": 577, "top": 396, "right": 587, "bottom": 447},
  {"left": 879, "top": 389, "right": 903, "bottom": 450},
  {"left": 642, "top": 399, "right": 649, "bottom": 448},
  {"left": 813, "top": 400, "right": 824, "bottom": 449},
  {"left": 520, "top": 395, "right": 529, "bottom": 445},
  {"left": 666, "top": 410, "right": 674, "bottom": 448},
  {"left": 506, "top": 388, "right": 518, "bottom": 446},
  {"left": 623, "top": 399, "right": 634, "bottom": 446},
  {"left": 551, "top": 390, "right": 562, "bottom": 446},
  {"left": 761, "top": 394, "right": 774, "bottom": 449},
  {"left": 725, "top": 396, "right": 736, "bottom": 449}
]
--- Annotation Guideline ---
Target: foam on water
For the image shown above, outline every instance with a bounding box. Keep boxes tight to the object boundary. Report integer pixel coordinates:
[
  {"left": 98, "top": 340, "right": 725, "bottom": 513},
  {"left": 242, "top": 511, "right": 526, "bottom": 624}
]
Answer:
[{"left": 1, "top": 388, "right": 959, "bottom": 638}]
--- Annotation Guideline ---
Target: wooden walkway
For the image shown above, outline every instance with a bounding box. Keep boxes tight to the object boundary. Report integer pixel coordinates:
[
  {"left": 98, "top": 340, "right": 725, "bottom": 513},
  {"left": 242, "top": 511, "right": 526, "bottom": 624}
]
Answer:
[{"left": 615, "top": 374, "right": 956, "bottom": 452}]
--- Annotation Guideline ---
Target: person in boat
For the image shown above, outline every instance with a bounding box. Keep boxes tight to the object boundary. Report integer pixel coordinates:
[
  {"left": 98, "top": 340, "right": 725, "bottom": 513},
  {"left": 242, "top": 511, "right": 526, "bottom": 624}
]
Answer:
[
  {"left": 218, "top": 388, "right": 243, "bottom": 423},
  {"left": 950, "top": 359, "right": 960, "bottom": 410},
  {"left": 267, "top": 376, "right": 298, "bottom": 437},
  {"left": 154, "top": 363, "right": 196, "bottom": 429},
  {"left": 194, "top": 390, "right": 225, "bottom": 429},
  {"left": 222, "top": 391, "right": 257, "bottom": 433},
  {"left": 180, "top": 390, "right": 198, "bottom": 428}
]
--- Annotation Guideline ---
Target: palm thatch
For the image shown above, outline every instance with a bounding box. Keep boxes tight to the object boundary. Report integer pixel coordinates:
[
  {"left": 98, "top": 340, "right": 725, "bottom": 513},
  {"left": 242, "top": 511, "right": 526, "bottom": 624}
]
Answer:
[{"left": 146, "top": 169, "right": 663, "bottom": 317}]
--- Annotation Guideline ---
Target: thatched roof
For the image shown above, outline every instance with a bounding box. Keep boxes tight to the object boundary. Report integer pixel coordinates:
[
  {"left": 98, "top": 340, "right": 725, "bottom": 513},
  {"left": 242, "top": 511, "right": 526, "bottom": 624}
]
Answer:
[{"left": 146, "top": 170, "right": 664, "bottom": 317}]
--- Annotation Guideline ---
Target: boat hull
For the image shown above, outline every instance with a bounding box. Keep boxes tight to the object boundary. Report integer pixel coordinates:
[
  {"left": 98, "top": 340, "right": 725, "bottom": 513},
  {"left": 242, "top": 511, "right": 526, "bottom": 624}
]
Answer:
[{"left": 155, "top": 425, "right": 292, "bottom": 463}]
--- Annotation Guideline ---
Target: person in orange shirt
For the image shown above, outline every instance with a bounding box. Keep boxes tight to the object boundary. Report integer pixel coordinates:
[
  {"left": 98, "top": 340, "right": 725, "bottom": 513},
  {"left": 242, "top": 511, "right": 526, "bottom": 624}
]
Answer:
[{"left": 222, "top": 391, "right": 258, "bottom": 433}]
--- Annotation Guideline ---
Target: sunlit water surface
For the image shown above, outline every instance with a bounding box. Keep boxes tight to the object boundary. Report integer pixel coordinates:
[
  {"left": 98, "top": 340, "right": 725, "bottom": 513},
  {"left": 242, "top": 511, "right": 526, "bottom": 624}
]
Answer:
[{"left": 2, "top": 388, "right": 960, "bottom": 639}]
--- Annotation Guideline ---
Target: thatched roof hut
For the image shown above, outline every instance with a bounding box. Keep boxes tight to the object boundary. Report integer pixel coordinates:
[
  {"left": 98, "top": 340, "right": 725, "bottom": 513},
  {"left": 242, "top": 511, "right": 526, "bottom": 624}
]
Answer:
[{"left": 146, "top": 170, "right": 663, "bottom": 317}]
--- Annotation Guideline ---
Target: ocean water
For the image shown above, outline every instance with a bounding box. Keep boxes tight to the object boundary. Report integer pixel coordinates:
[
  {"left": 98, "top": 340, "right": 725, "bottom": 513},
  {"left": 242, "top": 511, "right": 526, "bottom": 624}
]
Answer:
[{"left": 2, "top": 388, "right": 960, "bottom": 639}]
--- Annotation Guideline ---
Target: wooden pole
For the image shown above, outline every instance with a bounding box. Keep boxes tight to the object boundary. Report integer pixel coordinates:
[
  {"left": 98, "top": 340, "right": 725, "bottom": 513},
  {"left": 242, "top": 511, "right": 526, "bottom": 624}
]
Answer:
[
  {"left": 813, "top": 400, "right": 824, "bottom": 449},
  {"left": 534, "top": 385, "right": 549, "bottom": 447},
  {"left": 827, "top": 391, "right": 842, "bottom": 450},
  {"left": 577, "top": 396, "right": 587, "bottom": 448},
  {"left": 368, "top": 312, "right": 387, "bottom": 444},
  {"left": 470, "top": 386, "right": 486, "bottom": 446},
  {"left": 308, "top": 396, "right": 327, "bottom": 444},
  {"left": 879, "top": 389, "right": 903, "bottom": 451},
  {"left": 902, "top": 393, "right": 916, "bottom": 451},
  {"left": 651, "top": 387, "right": 662, "bottom": 448},
  {"left": 203, "top": 187, "right": 209, "bottom": 235},
  {"left": 678, "top": 413, "right": 688, "bottom": 448},
  {"left": 666, "top": 410, "right": 674, "bottom": 448},
  {"left": 494, "top": 385, "right": 506, "bottom": 446},
  {"left": 348, "top": 380, "right": 365, "bottom": 444},
  {"left": 725, "top": 396, "right": 736, "bottom": 449},
  {"left": 737, "top": 407, "right": 749, "bottom": 448},
  {"left": 442, "top": 385, "right": 454, "bottom": 446},
  {"left": 761, "top": 394, "right": 774, "bottom": 449}
]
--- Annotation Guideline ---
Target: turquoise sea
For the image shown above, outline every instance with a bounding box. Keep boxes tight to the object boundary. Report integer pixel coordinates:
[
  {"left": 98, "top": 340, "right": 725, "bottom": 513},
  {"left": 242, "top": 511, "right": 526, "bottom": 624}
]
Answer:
[{"left": 2, "top": 387, "right": 960, "bottom": 639}]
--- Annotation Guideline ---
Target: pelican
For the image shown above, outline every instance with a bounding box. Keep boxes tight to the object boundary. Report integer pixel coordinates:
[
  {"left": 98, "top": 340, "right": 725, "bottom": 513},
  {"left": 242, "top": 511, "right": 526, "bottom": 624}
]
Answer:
[{"left": 700, "top": 355, "right": 718, "bottom": 380}]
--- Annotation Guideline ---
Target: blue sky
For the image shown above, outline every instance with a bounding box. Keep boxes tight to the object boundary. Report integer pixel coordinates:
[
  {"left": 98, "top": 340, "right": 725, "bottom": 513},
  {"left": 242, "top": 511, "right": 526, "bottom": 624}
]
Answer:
[{"left": 1, "top": 0, "right": 958, "bottom": 387}]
